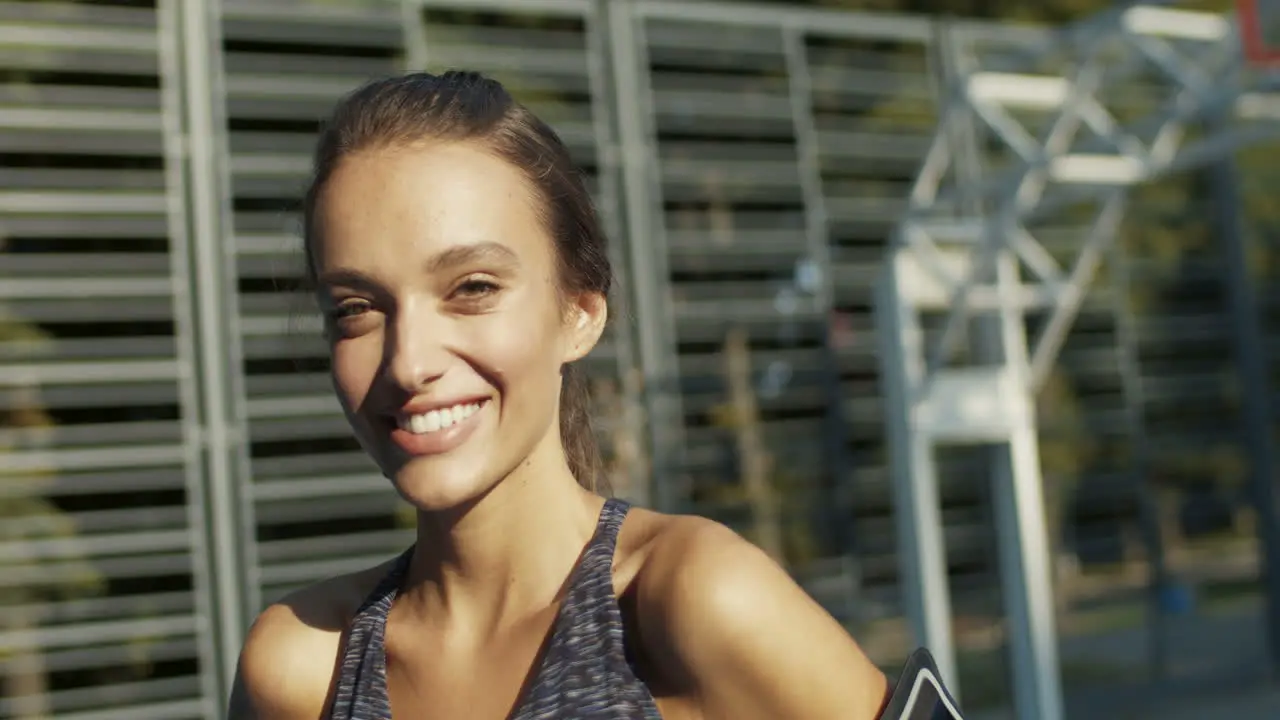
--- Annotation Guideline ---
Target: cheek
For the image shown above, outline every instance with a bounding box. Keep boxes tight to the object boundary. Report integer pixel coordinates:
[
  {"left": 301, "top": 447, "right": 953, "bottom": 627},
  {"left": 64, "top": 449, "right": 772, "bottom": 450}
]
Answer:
[
  {"left": 477, "top": 305, "right": 566, "bottom": 398},
  {"left": 329, "top": 337, "right": 383, "bottom": 410},
  {"left": 483, "top": 324, "right": 561, "bottom": 386}
]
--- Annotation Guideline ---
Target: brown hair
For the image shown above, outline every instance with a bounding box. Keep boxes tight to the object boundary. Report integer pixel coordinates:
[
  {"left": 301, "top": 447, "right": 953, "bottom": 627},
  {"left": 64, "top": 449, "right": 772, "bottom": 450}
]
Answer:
[{"left": 303, "top": 71, "right": 611, "bottom": 493}]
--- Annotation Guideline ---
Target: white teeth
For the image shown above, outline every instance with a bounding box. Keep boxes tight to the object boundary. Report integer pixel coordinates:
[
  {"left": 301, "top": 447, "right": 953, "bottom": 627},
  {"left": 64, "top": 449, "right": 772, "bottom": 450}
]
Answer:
[{"left": 398, "top": 402, "right": 481, "bottom": 435}]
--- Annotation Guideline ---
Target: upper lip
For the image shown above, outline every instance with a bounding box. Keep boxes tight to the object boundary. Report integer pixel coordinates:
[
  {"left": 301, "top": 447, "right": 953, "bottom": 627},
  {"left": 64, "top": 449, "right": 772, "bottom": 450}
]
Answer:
[{"left": 393, "top": 395, "right": 489, "bottom": 417}]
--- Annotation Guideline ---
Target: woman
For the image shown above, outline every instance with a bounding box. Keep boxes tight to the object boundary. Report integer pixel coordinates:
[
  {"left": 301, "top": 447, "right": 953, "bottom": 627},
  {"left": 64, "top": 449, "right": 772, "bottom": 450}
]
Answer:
[{"left": 229, "top": 70, "right": 892, "bottom": 719}]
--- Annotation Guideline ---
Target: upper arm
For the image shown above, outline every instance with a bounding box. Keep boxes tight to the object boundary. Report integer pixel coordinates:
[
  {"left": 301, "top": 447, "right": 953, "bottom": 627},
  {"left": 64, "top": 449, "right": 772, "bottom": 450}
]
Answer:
[
  {"left": 635, "top": 520, "right": 889, "bottom": 720},
  {"left": 227, "top": 599, "right": 346, "bottom": 720},
  {"left": 227, "top": 660, "right": 265, "bottom": 720}
]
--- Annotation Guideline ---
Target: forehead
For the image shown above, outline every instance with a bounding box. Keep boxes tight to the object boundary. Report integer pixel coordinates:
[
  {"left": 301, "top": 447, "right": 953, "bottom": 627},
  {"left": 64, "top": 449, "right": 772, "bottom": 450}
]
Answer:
[{"left": 311, "top": 141, "right": 551, "bottom": 272}]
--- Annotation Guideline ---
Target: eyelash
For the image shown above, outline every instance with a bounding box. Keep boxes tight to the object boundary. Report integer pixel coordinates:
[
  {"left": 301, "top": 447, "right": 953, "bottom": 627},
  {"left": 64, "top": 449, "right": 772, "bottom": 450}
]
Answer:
[
  {"left": 329, "top": 300, "right": 371, "bottom": 320},
  {"left": 451, "top": 277, "right": 501, "bottom": 300}
]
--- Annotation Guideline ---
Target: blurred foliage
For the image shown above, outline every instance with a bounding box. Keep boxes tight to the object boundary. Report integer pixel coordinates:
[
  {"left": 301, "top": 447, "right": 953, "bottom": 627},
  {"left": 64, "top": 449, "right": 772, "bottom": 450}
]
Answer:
[
  {"left": 0, "top": 310, "right": 104, "bottom": 716},
  {"left": 0, "top": 312, "right": 105, "bottom": 613}
]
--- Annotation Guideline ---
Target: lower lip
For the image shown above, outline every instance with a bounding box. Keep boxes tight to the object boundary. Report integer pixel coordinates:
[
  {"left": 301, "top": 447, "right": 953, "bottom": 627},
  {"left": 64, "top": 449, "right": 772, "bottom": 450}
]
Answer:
[{"left": 388, "top": 402, "right": 487, "bottom": 457}]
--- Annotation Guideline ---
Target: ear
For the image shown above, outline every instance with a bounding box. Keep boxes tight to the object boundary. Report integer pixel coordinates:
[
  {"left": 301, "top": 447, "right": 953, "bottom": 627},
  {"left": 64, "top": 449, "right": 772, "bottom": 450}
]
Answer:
[{"left": 562, "top": 291, "right": 608, "bottom": 364}]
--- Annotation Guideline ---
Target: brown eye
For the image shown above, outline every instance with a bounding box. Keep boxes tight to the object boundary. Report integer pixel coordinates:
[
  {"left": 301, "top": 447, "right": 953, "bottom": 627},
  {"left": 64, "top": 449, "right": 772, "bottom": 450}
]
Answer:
[
  {"left": 328, "top": 299, "right": 372, "bottom": 320},
  {"left": 452, "top": 278, "right": 501, "bottom": 299}
]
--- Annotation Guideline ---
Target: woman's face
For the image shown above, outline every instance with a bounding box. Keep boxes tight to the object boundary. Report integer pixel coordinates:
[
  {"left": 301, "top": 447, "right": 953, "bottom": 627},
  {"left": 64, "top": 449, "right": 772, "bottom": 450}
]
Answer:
[{"left": 311, "top": 141, "right": 604, "bottom": 511}]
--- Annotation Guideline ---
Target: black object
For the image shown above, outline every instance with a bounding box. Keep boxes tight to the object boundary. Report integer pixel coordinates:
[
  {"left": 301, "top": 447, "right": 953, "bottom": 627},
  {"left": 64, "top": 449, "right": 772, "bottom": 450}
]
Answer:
[{"left": 879, "top": 648, "right": 965, "bottom": 720}]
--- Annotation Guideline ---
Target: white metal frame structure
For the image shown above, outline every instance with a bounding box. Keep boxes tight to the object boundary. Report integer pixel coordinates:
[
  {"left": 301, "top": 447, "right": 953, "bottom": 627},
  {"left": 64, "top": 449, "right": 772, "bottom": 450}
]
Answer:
[{"left": 878, "top": 4, "right": 1280, "bottom": 719}]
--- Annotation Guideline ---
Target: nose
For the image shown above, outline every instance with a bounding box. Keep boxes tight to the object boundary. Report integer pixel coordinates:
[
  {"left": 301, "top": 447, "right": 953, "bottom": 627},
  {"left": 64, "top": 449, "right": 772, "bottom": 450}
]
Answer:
[{"left": 384, "top": 298, "right": 449, "bottom": 392}]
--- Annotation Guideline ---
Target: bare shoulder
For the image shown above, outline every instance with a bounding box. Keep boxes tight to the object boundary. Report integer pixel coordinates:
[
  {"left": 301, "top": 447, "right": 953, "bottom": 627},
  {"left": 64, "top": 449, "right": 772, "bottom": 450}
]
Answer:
[
  {"left": 619, "top": 510, "right": 888, "bottom": 720},
  {"left": 228, "top": 560, "right": 393, "bottom": 719}
]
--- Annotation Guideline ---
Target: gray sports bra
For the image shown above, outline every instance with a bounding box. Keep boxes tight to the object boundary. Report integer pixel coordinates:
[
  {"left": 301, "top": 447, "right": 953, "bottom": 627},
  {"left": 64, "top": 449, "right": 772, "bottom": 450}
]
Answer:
[{"left": 327, "top": 498, "right": 663, "bottom": 719}]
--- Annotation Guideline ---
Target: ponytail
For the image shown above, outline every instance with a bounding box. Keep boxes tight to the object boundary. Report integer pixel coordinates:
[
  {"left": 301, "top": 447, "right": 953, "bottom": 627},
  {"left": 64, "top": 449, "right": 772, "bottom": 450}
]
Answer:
[{"left": 559, "top": 364, "right": 608, "bottom": 494}]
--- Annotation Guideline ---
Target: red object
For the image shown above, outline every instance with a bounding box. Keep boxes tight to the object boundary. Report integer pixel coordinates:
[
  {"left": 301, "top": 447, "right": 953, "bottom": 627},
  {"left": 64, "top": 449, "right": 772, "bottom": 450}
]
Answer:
[{"left": 1239, "top": 0, "right": 1280, "bottom": 66}]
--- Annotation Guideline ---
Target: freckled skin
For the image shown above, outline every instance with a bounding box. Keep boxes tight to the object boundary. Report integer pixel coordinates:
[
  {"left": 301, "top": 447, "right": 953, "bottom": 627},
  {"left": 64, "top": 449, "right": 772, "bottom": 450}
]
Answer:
[{"left": 312, "top": 142, "right": 591, "bottom": 512}]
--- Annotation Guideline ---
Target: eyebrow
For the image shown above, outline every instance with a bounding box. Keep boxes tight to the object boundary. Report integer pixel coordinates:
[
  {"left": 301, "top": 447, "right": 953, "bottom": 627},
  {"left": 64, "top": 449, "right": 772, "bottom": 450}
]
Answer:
[
  {"left": 425, "top": 241, "right": 520, "bottom": 274},
  {"left": 315, "top": 267, "right": 378, "bottom": 293},
  {"left": 315, "top": 241, "right": 520, "bottom": 291}
]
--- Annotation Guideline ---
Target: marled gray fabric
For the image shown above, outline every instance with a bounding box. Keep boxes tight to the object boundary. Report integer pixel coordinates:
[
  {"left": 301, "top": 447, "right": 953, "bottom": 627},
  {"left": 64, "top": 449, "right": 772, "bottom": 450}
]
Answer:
[{"left": 327, "top": 499, "right": 663, "bottom": 719}]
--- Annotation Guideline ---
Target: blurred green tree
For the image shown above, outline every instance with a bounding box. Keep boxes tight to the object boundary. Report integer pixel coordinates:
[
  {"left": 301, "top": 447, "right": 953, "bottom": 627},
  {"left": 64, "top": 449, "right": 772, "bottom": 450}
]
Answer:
[{"left": 0, "top": 312, "right": 105, "bottom": 718}]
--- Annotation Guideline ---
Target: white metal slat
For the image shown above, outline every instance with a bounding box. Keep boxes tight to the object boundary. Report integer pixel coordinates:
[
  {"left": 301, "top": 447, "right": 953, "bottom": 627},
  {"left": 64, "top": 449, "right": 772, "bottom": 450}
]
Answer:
[
  {"left": 1, "top": 530, "right": 191, "bottom": 565},
  {"left": 256, "top": 531, "right": 416, "bottom": 594},
  {"left": 0, "top": 46, "right": 157, "bottom": 75},
  {"left": 5, "top": 551, "right": 196, "bottom": 589},
  {"left": 55, "top": 698, "right": 210, "bottom": 720},
  {"left": 0, "top": 677, "right": 203, "bottom": 718},
  {"left": 2, "top": 252, "right": 171, "bottom": 275},
  {"left": 6, "top": 591, "right": 194, "bottom": 627},
  {"left": 0, "top": 215, "right": 170, "bottom": 238},
  {"left": 0, "top": 128, "right": 164, "bottom": 155},
  {"left": 2, "top": 298, "right": 176, "bottom": 323},
  {"left": 9, "top": 637, "right": 199, "bottom": 676},
  {"left": 0, "top": 468, "right": 187, "bottom": 500},
  {"left": 260, "top": 552, "right": 404, "bottom": 588},
  {"left": 0, "top": 419, "right": 183, "bottom": 450},
  {"left": 252, "top": 473, "right": 387, "bottom": 502},
  {"left": 8, "top": 504, "right": 189, "bottom": 537}
]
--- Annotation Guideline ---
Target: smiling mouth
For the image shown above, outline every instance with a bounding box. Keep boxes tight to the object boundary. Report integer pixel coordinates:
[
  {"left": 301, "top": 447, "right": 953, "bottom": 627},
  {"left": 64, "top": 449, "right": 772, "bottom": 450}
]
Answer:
[{"left": 395, "top": 400, "right": 487, "bottom": 435}]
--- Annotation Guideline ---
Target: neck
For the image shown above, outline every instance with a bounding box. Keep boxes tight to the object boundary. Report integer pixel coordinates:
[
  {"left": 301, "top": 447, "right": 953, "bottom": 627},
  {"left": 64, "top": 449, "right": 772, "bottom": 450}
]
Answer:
[{"left": 400, "top": 436, "right": 604, "bottom": 639}]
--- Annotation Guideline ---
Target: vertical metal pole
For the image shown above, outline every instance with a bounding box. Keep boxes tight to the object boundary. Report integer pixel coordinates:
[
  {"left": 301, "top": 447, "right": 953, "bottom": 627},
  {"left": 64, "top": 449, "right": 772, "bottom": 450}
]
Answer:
[
  {"left": 869, "top": 16, "right": 964, "bottom": 694},
  {"left": 875, "top": 258, "right": 960, "bottom": 693},
  {"left": 587, "top": 0, "right": 648, "bottom": 505},
  {"left": 990, "top": 249, "right": 1065, "bottom": 720},
  {"left": 607, "top": 0, "right": 688, "bottom": 512},
  {"left": 782, "top": 26, "right": 853, "bottom": 556},
  {"left": 935, "top": 21, "right": 983, "bottom": 703},
  {"left": 156, "top": 0, "right": 222, "bottom": 715},
  {"left": 401, "top": 0, "right": 429, "bottom": 72},
  {"left": 178, "top": 0, "right": 258, "bottom": 705},
  {"left": 942, "top": 20, "right": 1063, "bottom": 718},
  {"left": 1108, "top": 235, "right": 1169, "bottom": 680},
  {"left": 781, "top": 27, "right": 834, "bottom": 317},
  {"left": 1209, "top": 114, "right": 1280, "bottom": 672}
]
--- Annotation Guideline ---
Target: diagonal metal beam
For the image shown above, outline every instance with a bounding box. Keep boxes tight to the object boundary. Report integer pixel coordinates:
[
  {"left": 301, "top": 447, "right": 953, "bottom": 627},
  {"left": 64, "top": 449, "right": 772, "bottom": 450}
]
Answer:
[
  {"left": 1028, "top": 190, "right": 1127, "bottom": 390},
  {"left": 1007, "top": 222, "right": 1065, "bottom": 285}
]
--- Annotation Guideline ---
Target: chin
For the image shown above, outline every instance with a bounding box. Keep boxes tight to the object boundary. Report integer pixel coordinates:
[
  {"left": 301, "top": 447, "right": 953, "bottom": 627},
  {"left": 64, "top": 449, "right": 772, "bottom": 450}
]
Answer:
[{"left": 384, "top": 454, "right": 500, "bottom": 513}]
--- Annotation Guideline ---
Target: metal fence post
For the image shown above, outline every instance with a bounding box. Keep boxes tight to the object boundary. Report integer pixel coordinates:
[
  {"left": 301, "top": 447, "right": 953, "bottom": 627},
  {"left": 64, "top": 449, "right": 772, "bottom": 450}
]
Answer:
[
  {"left": 156, "top": 0, "right": 224, "bottom": 714},
  {"left": 1209, "top": 111, "right": 1280, "bottom": 673},
  {"left": 874, "top": 256, "right": 960, "bottom": 692},
  {"left": 175, "top": 0, "right": 258, "bottom": 706},
  {"left": 781, "top": 26, "right": 856, "bottom": 559},
  {"left": 607, "top": 0, "right": 688, "bottom": 513},
  {"left": 402, "top": 0, "right": 430, "bottom": 71},
  {"left": 586, "top": 0, "right": 651, "bottom": 506}
]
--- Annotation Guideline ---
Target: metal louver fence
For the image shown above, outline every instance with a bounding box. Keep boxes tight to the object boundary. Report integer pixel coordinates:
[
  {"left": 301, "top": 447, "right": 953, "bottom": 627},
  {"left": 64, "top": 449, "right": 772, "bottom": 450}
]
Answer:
[
  {"left": 0, "top": 1, "right": 215, "bottom": 718},
  {"left": 1, "top": 1, "right": 1275, "bottom": 718},
  {"left": 611, "top": 1, "right": 949, "bottom": 610}
]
